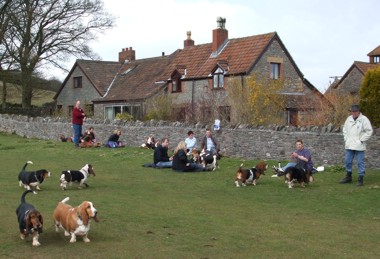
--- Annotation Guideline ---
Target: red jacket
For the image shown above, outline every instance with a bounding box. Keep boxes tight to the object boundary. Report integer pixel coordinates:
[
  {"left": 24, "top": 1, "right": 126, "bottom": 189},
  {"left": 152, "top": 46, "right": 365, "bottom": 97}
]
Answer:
[{"left": 72, "top": 107, "right": 85, "bottom": 125}]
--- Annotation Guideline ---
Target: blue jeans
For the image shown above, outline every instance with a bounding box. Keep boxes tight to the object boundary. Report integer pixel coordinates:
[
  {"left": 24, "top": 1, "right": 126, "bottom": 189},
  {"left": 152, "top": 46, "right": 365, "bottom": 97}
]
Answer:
[
  {"left": 189, "top": 162, "right": 204, "bottom": 172},
  {"left": 155, "top": 161, "right": 172, "bottom": 168},
  {"left": 282, "top": 162, "right": 296, "bottom": 171},
  {"left": 345, "top": 149, "right": 365, "bottom": 176},
  {"left": 73, "top": 124, "right": 82, "bottom": 144}
]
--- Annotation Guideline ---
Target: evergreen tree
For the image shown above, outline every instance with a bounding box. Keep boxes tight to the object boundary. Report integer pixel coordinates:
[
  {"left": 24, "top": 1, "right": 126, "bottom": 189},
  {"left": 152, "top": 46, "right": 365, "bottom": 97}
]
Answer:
[{"left": 359, "top": 66, "right": 380, "bottom": 127}]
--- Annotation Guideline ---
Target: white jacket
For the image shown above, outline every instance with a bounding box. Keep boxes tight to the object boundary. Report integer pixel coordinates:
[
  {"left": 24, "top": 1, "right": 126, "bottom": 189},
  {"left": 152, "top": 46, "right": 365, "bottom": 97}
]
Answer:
[{"left": 343, "top": 113, "right": 373, "bottom": 151}]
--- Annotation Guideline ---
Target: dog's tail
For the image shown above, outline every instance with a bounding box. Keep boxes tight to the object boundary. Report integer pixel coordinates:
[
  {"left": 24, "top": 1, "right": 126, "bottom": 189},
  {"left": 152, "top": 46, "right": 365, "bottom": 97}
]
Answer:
[
  {"left": 61, "top": 197, "right": 70, "bottom": 203},
  {"left": 20, "top": 190, "right": 36, "bottom": 204},
  {"left": 22, "top": 161, "right": 33, "bottom": 171}
]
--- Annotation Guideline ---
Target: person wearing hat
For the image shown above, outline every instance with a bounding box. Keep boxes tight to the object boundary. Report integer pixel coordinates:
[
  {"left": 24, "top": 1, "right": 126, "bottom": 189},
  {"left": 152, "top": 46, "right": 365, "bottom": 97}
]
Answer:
[{"left": 340, "top": 104, "right": 373, "bottom": 186}]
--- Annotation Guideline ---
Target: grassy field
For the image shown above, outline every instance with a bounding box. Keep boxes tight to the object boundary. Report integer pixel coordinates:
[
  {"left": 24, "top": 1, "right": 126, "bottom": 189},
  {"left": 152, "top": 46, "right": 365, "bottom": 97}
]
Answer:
[
  {"left": 0, "top": 83, "right": 56, "bottom": 106},
  {"left": 0, "top": 132, "right": 379, "bottom": 259}
]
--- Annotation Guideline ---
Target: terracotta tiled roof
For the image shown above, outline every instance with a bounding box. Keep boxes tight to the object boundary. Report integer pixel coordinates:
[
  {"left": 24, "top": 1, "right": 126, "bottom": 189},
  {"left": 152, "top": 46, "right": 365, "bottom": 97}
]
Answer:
[
  {"left": 76, "top": 60, "right": 121, "bottom": 96},
  {"left": 163, "top": 32, "right": 276, "bottom": 78},
  {"left": 367, "top": 45, "right": 380, "bottom": 56},
  {"left": 94, "top": 53, "right": 177, "bottom": 102},
  {"left": 92, "top": 32, "right": 277, "bottom": 102}
]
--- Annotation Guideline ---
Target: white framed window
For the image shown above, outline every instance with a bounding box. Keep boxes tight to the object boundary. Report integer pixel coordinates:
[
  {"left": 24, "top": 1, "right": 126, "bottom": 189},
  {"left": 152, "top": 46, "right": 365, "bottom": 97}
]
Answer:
[
  {"left": 213, "top": 67, "right": 224, "bottom": 88},
  {"left": 270, "top": 63, "right": 280, "bottom": 79},
  {"left": 104, "top": 105, "right": 141, "bottom": 120}
]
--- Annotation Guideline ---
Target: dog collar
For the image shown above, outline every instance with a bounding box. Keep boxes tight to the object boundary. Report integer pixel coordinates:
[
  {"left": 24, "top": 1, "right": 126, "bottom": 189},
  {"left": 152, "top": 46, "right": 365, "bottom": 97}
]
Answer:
[
  {"left": 34, "top": 172, "right": 40, "bottom": 182},
  {"left": 80, "top": 168, "right": 88, "bottom": 176},
  {"left": 24, "top": 209, "right": 30, "bottom": 220}
]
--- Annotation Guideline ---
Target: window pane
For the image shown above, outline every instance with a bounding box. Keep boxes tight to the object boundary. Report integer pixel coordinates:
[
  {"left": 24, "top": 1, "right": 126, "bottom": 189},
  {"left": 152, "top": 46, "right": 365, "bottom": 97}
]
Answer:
[
  {"left": 270, "top": 63, "right": 280, "bottom": 79},
  {"left": 73, "top": 77, "right": 82, "bottom": 88},
  {"left": 213, "top": 73, "right": 224, "bottom": 88},
  {"left": 213, "top": 74, "right": 218, "bottom": 88},
  {"left": 105, "top": 107, "right": 113, "bottom": 120},
  {"left": 219, "top": 74, "right": 224, "bottom": 88}
]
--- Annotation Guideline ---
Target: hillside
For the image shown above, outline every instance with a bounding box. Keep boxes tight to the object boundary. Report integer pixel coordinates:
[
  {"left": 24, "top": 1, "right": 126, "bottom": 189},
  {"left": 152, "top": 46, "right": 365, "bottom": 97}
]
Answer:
[{"left": 0, "top": 82, "right": 57, "bottom": 107}]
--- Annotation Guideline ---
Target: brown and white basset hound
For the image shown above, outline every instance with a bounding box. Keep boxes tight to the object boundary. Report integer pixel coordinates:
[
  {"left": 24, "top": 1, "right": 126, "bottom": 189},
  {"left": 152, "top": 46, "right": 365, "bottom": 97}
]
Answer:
[
  {"left": 53, "top": 197, "right": 99, "bottom": 243},
  {"left": 190, "top": 148, "right": 202, "bottom": 164},
  {"left": 235, "top": 161, "right": 268, "bottom": 187}
]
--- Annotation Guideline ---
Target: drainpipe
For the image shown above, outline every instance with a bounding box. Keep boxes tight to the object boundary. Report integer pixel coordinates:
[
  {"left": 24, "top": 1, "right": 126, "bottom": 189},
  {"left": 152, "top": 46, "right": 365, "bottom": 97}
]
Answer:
[{"left": 191, "top": 80, "right": 195, "bottom": 121}]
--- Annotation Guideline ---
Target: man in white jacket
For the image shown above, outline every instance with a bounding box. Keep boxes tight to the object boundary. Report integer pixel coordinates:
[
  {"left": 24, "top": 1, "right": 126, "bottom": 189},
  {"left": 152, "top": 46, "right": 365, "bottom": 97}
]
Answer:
[{"left": 340, "top": 104, "right": 373, "bottom": 186}]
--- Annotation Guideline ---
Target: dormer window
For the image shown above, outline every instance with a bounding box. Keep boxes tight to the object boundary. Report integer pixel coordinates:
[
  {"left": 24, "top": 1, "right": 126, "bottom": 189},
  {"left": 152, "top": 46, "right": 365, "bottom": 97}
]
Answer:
[
  {"left": 213, "top": 67, "right": 224, "bottom": 88},
  {"left": 171, "top": 71, "right": 182, "bottom": 93}
]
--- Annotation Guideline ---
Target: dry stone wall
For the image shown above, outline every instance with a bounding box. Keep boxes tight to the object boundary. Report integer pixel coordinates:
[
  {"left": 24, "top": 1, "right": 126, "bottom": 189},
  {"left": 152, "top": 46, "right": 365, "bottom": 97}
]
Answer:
[{"left": 1, "top": 114, "right": 379, "bottom": 168}]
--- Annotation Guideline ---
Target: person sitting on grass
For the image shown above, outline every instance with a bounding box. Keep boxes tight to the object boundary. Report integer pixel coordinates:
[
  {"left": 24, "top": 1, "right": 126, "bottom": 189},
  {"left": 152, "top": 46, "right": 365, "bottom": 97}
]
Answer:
[
  {"left": 172, "top": 141, "right": 210, "bottom": 172},
  {"left": 106, "top": 129, "right": 124, "bottom": 148},
  {"left": 153, "top": 138, "right": 173, "bottom": 168}
]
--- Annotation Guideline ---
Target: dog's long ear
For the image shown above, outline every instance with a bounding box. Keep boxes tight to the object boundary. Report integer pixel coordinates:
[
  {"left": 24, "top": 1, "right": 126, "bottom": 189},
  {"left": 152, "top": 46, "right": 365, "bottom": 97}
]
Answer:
[
  {"left": 255, "top": 161, "right": 267, "bottom": 172},
  {"left": 38, "top": 213, "right": 43, "bottom": 226},
  {"left": 25, "top": 213, "right": 32, "bottom": 229},
  {"left": 79, "top": 203, "right": 89, "bottom": 225}
]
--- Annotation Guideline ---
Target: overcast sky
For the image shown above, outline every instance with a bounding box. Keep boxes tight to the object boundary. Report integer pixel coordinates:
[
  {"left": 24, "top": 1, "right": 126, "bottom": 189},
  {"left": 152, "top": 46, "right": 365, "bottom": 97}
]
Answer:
[{"left": 51, "top": 0, "right": 379, "bottom": 93}]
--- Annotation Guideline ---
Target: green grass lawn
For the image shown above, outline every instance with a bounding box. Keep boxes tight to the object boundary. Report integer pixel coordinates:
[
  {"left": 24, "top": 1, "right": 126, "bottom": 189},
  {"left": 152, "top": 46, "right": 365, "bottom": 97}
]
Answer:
[{"left": 0, "top": 132, "right": 379, "bottom": 259}]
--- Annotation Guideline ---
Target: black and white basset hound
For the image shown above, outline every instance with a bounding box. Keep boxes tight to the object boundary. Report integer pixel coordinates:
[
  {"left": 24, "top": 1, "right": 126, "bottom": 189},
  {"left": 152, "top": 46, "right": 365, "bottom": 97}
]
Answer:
[
  {"left": 274, "top": 163, "right": 314, "bottom": 188},
  {"left": 18, "top": 161, "right": 51, "bottom": 191},
  {"left": 60, "top": 164, "right": 96, "bottom": 190},
  {"left": 16, "top": 190, "right": 43, "bottom": 246}
]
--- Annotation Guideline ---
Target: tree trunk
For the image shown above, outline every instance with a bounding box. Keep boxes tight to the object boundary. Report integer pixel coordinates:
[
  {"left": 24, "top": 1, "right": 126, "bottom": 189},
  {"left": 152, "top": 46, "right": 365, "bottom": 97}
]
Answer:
[
  {"left": 21, "top": 72, "right": 33, "bottom": 108},
  {"left": 2, "top": 81, "right": 7, "bottom": 109}
]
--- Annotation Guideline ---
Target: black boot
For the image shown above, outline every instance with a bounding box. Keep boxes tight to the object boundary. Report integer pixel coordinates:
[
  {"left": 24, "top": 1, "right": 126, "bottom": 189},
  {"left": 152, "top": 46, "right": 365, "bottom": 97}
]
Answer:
[
  {"left": 339, "top": 174, "right": 352, "bottom": 184},
  {"left": 357, "top": 176, "right": 364, "bottom": 186}
]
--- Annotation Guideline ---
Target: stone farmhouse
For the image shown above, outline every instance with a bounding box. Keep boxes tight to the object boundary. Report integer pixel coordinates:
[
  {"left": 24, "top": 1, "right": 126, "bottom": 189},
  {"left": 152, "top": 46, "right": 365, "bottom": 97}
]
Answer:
[
  {"left": 54, "top": 18, "right": 327, "bottom": 125},
  {"left": 326, "top": 44, "right": 380, "bottom": 98}
]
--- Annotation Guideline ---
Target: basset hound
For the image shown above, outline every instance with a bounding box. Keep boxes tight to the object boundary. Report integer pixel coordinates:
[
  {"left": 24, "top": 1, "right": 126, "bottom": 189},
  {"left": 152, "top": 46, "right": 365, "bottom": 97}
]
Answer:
[
  {"left": 199, "top": 149, "right": 218, "bottom": 171},
  {"left": 59, "top": 164, "right": 96, "bottom": 190},
  {"left": 53, "top": 197, "right": 99, "bottom": 243},
  {"left": 235, "top": 161, "right": 268, "bottom": 187},
  {"left": 16, "top": 190, "right": 43, "bottom": 246},
  {"left": 275, "top": 164, "right": 314, "bottom": 188},
  {"left": 18, "top": 161, "right": 51, "bottom": 191}
]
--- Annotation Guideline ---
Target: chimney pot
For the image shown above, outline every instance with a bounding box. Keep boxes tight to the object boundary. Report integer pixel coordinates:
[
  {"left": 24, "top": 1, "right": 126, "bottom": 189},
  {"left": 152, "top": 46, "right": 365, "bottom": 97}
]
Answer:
[
  {"left": 184, "top": 30, "right": 195, "bottom": 48},
  {"left": 119, "top": 47, "right": 136, "bottom": 63},
  {"left": 212, "top": 17, "right": 228, "bottom": 52}
]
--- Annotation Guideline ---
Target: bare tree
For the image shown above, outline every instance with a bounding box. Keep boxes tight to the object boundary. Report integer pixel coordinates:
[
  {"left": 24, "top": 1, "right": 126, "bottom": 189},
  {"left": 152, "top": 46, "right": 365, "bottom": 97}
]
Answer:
[
  {"left": 0, "top": 0, "right": 15, "bottom": 108},
  {"left": 1, "top": 0, "right": 115, "bottom": 108}
]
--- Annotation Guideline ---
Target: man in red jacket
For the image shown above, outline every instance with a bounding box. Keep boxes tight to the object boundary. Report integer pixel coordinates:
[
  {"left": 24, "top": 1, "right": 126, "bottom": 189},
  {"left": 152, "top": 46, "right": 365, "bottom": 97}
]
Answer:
[{"left": 72, "top": 100, "right": 86, "bottom": 147}]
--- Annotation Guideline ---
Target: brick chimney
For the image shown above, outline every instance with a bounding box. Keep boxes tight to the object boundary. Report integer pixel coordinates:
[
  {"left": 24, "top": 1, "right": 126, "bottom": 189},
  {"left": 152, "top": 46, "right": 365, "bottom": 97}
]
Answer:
[
  {"left": 119, "top": 47, "right": 136, "bottom": 63},
  {"left": 212, "top": 17, "right": 228, "bottom": 53},
  {"left": 184, "top": 31, "right": 195, "bottom": 48}
]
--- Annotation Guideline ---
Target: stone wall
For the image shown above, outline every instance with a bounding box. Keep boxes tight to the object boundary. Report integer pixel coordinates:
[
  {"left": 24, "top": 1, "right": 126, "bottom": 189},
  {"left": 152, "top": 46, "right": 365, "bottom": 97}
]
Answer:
[{"left": 1, "top": 114, "right": 379, "bottom": 168}]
